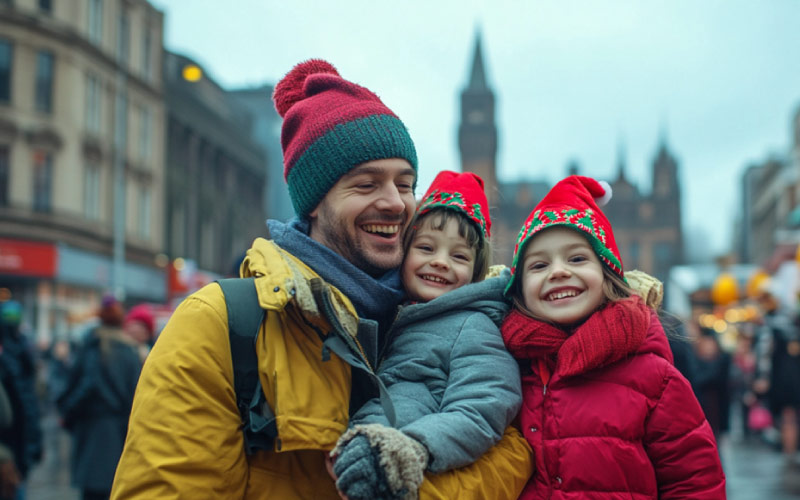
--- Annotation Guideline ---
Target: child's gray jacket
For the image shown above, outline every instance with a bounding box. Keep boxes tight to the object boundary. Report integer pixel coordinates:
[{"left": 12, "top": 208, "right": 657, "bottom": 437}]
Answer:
[{"left": 351, "top": 271, "right": 522, "bottom": 473}]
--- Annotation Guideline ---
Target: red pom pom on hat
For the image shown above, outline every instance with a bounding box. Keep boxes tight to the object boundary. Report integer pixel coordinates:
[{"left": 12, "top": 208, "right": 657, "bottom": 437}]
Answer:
[{"left": 272, "top": 59, "right": 340, "bottom": 117}]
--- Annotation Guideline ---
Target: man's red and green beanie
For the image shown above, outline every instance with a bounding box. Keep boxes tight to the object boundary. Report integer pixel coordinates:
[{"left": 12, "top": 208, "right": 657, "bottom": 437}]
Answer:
[
  {"left": 272, "top": 59, "right": 418, "bottom": 219},
  {"left": 505, "top": 175, "right": 624, "bottom": 295},
  {"left": 415, "top": 170, "right": 491, "bottom": 238}
]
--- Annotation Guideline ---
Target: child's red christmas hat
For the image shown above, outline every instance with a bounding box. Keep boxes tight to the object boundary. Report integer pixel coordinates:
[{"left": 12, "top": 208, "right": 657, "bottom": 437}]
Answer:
[
  {"left": 416, "top": 170, "right": 491, "bottom": 238},
  {"left": 505, "top": 175, "right": 622, "bottom": 294}
]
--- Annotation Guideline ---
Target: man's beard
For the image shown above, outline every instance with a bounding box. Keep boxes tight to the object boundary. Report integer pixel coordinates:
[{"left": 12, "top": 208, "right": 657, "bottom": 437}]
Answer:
[{"left": 315, "top": 206, "right": 404, "bottom": 277}]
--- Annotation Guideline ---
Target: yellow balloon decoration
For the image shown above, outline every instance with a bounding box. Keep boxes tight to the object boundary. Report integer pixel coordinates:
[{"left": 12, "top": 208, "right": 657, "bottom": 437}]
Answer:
[
  {"left": 746, "top": 270, "right": 770, "bottom": 298},
  {"left": 711, "top": 273, "right": 739, "bottom": 306}
]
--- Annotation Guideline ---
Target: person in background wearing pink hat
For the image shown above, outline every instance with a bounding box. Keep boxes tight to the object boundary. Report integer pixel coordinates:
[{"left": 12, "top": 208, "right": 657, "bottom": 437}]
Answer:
[
  {"left": 502, "top": 175, "right": 726, "bottom": 499},
  {"left": 329, "top": 171, "right": 532, "bottom": 500},
  {"left": 122, "top": 305, "right": 155, "bottom": 362},
  {"left": 111, "top": 60, "right": 528, "bottom": 499}
]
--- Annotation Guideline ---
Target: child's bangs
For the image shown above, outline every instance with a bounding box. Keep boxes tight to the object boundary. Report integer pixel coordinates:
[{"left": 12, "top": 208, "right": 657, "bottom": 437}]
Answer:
[{"left": 421, "top": 210, "right": 483, "bottom": 249}]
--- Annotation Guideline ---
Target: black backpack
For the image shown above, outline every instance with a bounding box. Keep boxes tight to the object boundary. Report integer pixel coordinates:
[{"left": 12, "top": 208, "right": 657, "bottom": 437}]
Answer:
[
  {"left": 216, "top": 276, "right": 397, "bottom": 456},
  {"left": 217, "top": 278, "right": 277, "bottom": 455}
]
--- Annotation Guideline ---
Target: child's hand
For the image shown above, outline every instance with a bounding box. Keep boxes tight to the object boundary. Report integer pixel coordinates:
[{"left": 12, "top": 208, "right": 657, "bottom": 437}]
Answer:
[
  {"left": 331, "top": 424, "right": 429, "bottom": 500},
  {"left": 332, "top": 433, "right": 390, "bottom": 500}
]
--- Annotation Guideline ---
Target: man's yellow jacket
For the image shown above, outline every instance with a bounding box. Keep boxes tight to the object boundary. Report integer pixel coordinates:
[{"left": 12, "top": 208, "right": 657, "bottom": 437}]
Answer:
[{"left": 111, "top": 238, "right": 532, "bottom": 499}]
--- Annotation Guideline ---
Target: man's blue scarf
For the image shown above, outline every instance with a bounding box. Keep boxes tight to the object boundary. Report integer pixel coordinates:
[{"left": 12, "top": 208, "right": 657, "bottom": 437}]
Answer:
[{"left": 267, "top": 219, "right": 405, "bottom": 335}]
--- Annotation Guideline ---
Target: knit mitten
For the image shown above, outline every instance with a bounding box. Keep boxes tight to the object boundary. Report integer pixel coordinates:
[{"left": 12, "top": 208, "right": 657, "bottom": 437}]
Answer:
[
  {"left": 484, "top": 264, "right": 508, "bottom": 279},
  {"left": 332, "top": 424, "right": 429, "bottom": 500},
  {"left": 332, "top": 433, "right": 393, "bottom": 500},
  {"left": 625, "top": 269, "right": 663, "bottom": 309}
]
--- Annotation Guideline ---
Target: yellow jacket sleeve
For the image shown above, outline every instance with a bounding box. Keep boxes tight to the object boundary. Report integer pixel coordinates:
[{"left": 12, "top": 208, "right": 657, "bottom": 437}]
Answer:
[
  {"left": 420, "top": 425, "right": 533, "bottom": 500},
  {"left": 111, "top": 284, "right": 248, "bottom": 499}
]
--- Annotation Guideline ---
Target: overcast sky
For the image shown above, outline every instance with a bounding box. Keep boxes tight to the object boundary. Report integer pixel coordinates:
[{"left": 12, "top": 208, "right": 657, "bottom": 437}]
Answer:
[{"left": 150, "top": 0, "right": 800, "bottom": 260}]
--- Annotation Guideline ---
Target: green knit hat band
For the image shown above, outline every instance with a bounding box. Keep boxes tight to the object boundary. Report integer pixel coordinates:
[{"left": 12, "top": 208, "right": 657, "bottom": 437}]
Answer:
[{"left": 287, "top": 114, "right": 418, "bottom": 219}]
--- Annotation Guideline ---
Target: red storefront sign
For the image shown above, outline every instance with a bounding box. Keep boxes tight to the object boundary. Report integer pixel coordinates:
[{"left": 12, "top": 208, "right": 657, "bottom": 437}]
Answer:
[{"left": 0, "top": 238, "right": 57, "bottom": 278}]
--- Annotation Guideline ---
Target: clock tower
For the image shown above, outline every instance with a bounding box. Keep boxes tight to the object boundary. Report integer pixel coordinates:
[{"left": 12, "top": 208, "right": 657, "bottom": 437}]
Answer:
[{"left": 459, "top": 30, "right": 498, "bottom": 206}]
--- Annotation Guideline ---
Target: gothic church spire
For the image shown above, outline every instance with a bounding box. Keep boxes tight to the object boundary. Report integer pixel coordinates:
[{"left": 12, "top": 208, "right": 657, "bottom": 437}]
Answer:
[{"left": 467, "top": 29, "right": 488, "bottom": 91}]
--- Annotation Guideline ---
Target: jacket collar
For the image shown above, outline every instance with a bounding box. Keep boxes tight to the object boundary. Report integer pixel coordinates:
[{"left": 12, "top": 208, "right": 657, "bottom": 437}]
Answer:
[{"left": 266, "top": 219, "right": 405, "bottom": 332}]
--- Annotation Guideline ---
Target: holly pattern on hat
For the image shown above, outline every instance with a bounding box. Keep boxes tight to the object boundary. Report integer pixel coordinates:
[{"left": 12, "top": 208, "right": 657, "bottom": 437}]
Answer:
[
  {"left": 505, "top": 175, "right": 624, "bottom": 296},
  {"left": 416, "top": 171, "right": 491, "bottom": 238},
  {"left": 417, "top": 190, "right": 489, "bottom": 238}
]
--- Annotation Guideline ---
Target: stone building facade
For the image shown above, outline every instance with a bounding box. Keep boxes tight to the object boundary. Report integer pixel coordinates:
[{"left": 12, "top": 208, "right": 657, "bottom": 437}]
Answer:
[
  {"left": 163, "top": 52, "right": 266, "bottom": 288},
  {"left": 0, "top": 0, "right": 165, "bottom": 339}
]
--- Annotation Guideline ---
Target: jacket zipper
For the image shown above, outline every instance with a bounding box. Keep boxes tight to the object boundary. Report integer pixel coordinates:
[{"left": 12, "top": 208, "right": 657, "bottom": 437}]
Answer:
[{"left": 310, "top": 278, "right": 373, "bottom": 372}]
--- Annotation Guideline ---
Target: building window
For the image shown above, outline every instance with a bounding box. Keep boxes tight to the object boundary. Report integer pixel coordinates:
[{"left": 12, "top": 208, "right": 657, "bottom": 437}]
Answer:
[
  {"left": 0, "top": 39, "right": 11, "bottom": 104},
  {"left": 39, "top": 0, "right": 51, "bottom": 13},
  {"left": 628, "top": 241, "right": 640, "bottom": 270},
  {"left": 201, "top": 218, "right": 215, "bottom": 269},
  {"left": 137, "top": 184, "right": 151, "bottom": 239},
  {"left": 654, "top": 242, "right": 671, "bottom": 261},
  {"left": 84, "top": 162, "right": 101, "bottom": 219},
  {"left": 138, "top": 105, "right": 151, "bottom": 163},
  {"left": 142, "top": 27, "right": 153, "bottom": 81},
  {"left": 87, "top": 0, "right": 103, "bottom": 45},
  {"left": 35, "top": 51, "right": 54, "bottom": 113},
  {"left": 170, "top": 203, "right": 185, "bottom": 257},
  {"left": 653, "top": 242, "right": 673, "bottom": 281},
  {"left": 117, "top": 8, "right": 130, "bottom": 65},
  {"left": 85, "top": 74, "right": 101, "bottom": 134},
  {"left": 0, "top": 145, "right": 9, "bottom": 206},
  {"left": 33, "top": 150, "right": 53, "bottom": 212}
]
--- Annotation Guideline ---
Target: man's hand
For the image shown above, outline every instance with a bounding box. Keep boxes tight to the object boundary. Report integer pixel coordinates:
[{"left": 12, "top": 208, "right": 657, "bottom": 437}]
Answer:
[{"left": 325, "top": 454, "right": 350, "bottom": 500}]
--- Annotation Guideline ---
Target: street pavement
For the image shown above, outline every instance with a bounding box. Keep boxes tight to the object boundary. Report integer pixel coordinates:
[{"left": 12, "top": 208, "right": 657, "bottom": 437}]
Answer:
[
  {"left": 721, "top": 432, "right": 800, "bottom": 500},
  {"left": 24, "top": 412, "right": 800, "bottom": 500}
]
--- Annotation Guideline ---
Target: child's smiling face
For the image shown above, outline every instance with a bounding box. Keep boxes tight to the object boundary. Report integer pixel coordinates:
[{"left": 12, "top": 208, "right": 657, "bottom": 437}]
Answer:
[
  {"left": 520, "top": 226, "right": 606, "bottom": 327},
  {"left": 402, "top": 217, "right": 476, "bottom": 303}
]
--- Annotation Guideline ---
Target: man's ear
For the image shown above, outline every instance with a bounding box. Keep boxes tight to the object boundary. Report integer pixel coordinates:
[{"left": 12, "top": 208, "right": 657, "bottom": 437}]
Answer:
[{"left": 307, "top": 206, "right": 320, "bottom": 239}]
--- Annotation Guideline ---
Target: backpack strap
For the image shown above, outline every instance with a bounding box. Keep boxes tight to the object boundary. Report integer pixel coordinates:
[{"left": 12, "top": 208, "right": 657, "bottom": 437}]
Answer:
[{"left": 216, "top": 278, "right": 277, "bottom": 455}]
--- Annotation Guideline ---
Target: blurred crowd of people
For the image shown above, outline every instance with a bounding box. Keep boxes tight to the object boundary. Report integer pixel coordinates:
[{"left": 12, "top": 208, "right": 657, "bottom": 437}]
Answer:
[
  {"left": 0, "top": 300, "right": 41, "bottom": 500},
  {"left": 0, "top": 296, "right": 156, "bottom": 500},
  {"left": 670, "top": 288, "right": 800, "bottom": 468}
]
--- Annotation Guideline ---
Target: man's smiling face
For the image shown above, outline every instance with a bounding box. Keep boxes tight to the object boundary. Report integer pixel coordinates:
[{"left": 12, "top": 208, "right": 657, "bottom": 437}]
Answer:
[{"left": 309, "top": 158, "right": 417, "bottom": 276}]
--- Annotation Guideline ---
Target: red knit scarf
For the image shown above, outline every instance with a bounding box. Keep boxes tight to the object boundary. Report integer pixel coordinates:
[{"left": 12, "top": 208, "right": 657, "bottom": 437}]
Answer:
[{"left": 501, "top": 296, "right": 651, "bottom": 383}]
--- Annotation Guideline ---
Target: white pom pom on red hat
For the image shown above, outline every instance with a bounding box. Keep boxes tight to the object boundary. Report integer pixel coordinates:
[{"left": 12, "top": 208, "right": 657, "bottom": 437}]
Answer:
[{"left": 596, "top": 180, "right": 612, "bottom": 207}]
